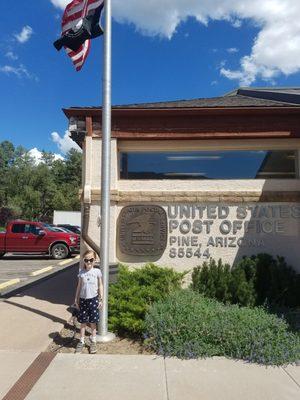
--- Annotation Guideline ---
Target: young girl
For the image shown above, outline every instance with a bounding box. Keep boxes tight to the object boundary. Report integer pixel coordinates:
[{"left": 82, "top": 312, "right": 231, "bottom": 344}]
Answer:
[{"left": 74, "top": 249, "right": 103, "bottom": 354}]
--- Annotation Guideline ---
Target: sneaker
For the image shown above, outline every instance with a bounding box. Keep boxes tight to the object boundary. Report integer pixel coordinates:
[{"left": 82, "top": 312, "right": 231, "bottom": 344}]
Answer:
[
  {"left": 89, "top": 341, "right": 97, "bottom": 354},
  {"left": 75, "top": 341, "right": 84, "bottom": 353}
]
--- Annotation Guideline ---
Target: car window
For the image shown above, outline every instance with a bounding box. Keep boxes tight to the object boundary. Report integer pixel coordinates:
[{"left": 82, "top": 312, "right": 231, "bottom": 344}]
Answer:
[
  {"left": 42, "top": 223, "right": 58, "bottom": 232},
  {"left": 62, "top": 228, "right": 73, "bottom": 233},
  {"left": 24, "top": 224, "right": 34, "bottom": 234},
  {"left": 11, "top": 224, "right": 25, "bottom": 233},
  {"left": 64, "top": 226, "right": 80, "bottom": 234},
  {"left": 28, "top": 225, "right": 40, "bottom": 235}
]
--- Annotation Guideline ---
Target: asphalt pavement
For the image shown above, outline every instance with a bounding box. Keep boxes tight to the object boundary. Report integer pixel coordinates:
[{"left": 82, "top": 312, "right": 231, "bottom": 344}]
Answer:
[{"left": 0, "top": 254, "right": 80, "bottom": 296}]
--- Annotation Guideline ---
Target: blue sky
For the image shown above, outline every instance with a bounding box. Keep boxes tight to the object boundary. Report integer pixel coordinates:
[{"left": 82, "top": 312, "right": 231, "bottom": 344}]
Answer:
[{"left": 1, "top": 0, "right": 300, "bottom": 159}]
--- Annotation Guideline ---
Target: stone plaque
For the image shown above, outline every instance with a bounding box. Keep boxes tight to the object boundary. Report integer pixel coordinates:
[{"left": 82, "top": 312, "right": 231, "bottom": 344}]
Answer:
[{"left": 118, "top": 205, "right": 167, "bottom": 256}]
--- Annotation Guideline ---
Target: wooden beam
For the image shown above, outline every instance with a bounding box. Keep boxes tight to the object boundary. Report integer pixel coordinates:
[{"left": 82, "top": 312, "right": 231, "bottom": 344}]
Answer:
[
  {"left": 92, "top": 130, "right": 295, "bottom": 140},
  {"left": 85, "top": 116, "right": 93, "bottom": 137}
]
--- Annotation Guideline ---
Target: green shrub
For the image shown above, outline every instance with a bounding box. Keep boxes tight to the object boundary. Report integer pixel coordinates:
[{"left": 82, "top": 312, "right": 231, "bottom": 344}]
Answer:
[
  {"left": 108, "top": 264, "right": 186, "bottom": 337},
  {"left": 191, "top": 254, "right": 300, "bottom": 308},
  {"left": 236, "top": 254, "right": 300, "bottom": 308},
  {"left": 144, "top": 290, "right": 300, "bottom": 365},
  {"left": 191, "top": 258, "right": 256, "bottom": 306}
]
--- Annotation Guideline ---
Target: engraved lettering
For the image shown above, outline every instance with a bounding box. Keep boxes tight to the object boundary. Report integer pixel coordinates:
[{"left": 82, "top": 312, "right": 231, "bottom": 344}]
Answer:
[
  {"left": 215, "top": 237, "right": 223, "bottom": 247},
  {"left": 233, "top": 220, "right": 243, "bottom": 234},
  {"left": 220, "top": 220, "right": 231, "bottom": 235},
  {"left": 180, "top": 205, "right": 191, "bottom": 219},
  {"left": 202, "top": 220, "right": 213, "bottom": 234},
  {"left": 169, "top": 220, "right": 179, "bottom": 233},
  {"left": 179, "top": 220, "right": 191, "bottom": 234},
  {"left": 236, "top": 206, "right": 247, "bottom": 219},
  {"left": 192, "top": 220, "right": 202, "bottom": 234},
  {"left": 168, "top": 205, "right": 178, "bottom": 219},
  {"left": 207, "top": 205, "right": 217, "bottom": 219},
  {"left": 219, "top": 206, "right": 229, "bottom": 219},
  {"left": 228, "top": 237, "right": 236, "bottom": 247}
]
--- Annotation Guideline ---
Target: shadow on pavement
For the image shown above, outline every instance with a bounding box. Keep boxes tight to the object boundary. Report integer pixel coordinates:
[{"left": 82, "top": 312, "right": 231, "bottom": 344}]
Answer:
[
  {"left": 11, "top": 264, "right": 79, "bottom": 306},
  {"left": 48, "top": 323, "right": 79, "bottom": 352},
  {"left": 3, "top": 299, "right": 67, "bottom": 325}
]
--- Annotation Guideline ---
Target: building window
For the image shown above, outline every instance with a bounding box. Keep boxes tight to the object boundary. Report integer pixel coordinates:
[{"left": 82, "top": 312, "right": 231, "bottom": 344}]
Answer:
[{"left": 120, "top": 150, "right": 297, "bottom": 180}]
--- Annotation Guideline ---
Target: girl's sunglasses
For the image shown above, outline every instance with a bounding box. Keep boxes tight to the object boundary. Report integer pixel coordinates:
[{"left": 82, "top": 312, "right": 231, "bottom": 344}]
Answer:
[{"left": 84, "top": 258, "right": 94, "bottom": 263}]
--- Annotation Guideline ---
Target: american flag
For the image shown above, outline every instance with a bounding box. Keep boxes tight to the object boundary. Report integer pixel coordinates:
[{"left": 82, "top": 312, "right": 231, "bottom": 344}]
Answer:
[{"left": 61, "top": 0, "right": 104, "bottom": 71}]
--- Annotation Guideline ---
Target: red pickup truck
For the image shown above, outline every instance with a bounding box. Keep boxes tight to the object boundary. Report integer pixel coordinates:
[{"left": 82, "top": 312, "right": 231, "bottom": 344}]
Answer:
[{"left": 0, "top": 220, "right": 80, "bottom": 259}]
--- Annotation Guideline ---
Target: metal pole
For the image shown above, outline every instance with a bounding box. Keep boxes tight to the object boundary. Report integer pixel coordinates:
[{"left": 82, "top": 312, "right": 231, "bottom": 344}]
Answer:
[{"left": 97, "top": 0, "right": 115, "bottom": 342}]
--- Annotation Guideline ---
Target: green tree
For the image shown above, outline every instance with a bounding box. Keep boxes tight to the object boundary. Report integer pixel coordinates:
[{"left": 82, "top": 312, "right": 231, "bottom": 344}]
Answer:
[
  {"left": 41, "top": 151, "right": 56, "bottom": 167},
  {"left": 0, "top": 140, "right": 82, "bottom": 221},
  {"left": 0, "top": 141, "right": 15, "bottom": 206},
  {"left": 64, "top": 149, "right": 82, "bottom": 186}
]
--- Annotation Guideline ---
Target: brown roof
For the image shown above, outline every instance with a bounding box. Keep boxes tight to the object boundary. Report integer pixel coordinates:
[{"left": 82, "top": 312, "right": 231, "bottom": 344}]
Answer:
[
  {"left": 67, "top": 94, "right": 299, "bottom": 112},
  {"left": 66, "top": 87, "right": 300, "bottom": 147},
  {"left": 226, "top": 87, "right": 300, "bottom": 105},
  {"left": 113, "top": 94, "right": 298, "bottom": 109}
]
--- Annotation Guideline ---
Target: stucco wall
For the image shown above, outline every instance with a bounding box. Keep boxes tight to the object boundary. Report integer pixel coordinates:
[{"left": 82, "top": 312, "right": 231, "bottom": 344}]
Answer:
[
  {"left": 82, "top": 201, "right": 300, "bottom": 273},
  {"left": 81, "top": 136, "right": 300, "bottom": 273}
]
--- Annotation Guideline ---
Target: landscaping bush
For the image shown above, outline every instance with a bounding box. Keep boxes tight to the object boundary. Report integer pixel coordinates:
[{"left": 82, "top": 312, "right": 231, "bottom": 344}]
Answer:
[
  {"left": 108, "top": 264, "right": 186, "bottom": 337},
  {"left": 191, "top": 254, "right": 300, "bottom": 308},
  {"left": 144, "top": 290, "right": 300, "bottom": 365},
  {"left": 191, "top": 258, "right": 256, "bottom": 307},
  {"left": 236, "top": 254, "right": 300, "bottom": 308}
]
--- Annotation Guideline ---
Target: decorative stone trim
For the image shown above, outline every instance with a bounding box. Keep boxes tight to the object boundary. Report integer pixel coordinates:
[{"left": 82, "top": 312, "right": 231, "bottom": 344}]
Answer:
[{"left": 85, "top": 190, "right": 300, "bottom": 203}]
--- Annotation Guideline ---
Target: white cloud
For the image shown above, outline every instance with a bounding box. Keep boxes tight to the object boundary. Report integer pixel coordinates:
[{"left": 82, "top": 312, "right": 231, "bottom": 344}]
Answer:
[
  {"left": 220, "top": 67, "right": 250, "bottom": 85},
  {"left": 0, "top": 64, "right": 29, "bottom": 78},
  {"left": 51, "top": 131, "right": 82, "bottom": 154},
  {"left": 218, "top": 60, "right": 227, "bottom": 69},
  {"left": 28, "top": 148, "right": 42, "bottom": 164},
  {"left": 0, "top": 64, "right": 38, "bottom": 81},
  {"left": 50, "top": 0, "right": 300, "bottom": 85},
  {"left": 28, "top": 148, "right": 64, "bottom": 165},
  {"left": 50, "top": 0, "right": 69, "bottom": 9},
  {"left": 231, "top": 19, "right": 242, "bottom": 28},
  {"left": 227, "top": 47, "right": 239, "bottom": 53},
  {"left": 0, "top": 65, "right": 21, "bottom": 77},
  {"left": 5, "top": 51, "right": 18, "bottom": 60},
  {"left": 14, "top": 26, "right": 33, "bottom": 43}
]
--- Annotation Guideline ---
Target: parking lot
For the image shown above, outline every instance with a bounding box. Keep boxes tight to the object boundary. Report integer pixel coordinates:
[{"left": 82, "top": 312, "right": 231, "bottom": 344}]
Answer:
[{"left": 0, "top": 253, "right": 80, "bottom": 296}]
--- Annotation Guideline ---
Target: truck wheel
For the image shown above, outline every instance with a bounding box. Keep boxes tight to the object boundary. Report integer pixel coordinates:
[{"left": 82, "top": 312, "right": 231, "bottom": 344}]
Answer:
[
  {"left": 51, "top": 244, "right": 69, "bottom": 260},
  {"left": 0, "top": 252, "right": 5, "bottom": 258}
]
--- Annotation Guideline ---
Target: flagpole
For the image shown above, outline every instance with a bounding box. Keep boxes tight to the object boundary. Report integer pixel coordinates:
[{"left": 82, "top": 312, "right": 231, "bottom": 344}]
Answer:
[{"left": 97, "top": 0, "right": 115, "bottom": 342}]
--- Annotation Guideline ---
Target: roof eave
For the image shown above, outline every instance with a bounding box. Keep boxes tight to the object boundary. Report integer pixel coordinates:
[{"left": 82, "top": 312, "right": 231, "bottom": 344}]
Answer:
[{"left": 63, "top": 106, "right": 300, "bottom": 119}]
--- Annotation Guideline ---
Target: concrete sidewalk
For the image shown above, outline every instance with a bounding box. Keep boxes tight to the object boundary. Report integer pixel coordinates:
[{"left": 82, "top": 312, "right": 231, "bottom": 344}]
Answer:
[
  {"left": 0, "top": 263, "right": 299, "bottom": 400},
  {"left": 0, "top": 263, "right": 78, "bottom": 398},
  {"left": 0, "top": 264, "right": 77, "bottom": 352},
  {"left": 25, "top": 354, "right": 300, "bottom": 400}
]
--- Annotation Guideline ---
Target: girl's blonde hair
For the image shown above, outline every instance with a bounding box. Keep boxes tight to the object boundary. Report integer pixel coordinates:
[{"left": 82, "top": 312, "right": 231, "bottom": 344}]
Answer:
[{"left": 82, "top": 249, "right": 98, "bottom": 260}]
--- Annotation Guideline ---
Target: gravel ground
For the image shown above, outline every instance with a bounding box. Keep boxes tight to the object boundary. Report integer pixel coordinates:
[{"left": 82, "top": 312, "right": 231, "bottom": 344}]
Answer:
[{"left": 47, "top": 322, "right": 154, "bottom": 355}]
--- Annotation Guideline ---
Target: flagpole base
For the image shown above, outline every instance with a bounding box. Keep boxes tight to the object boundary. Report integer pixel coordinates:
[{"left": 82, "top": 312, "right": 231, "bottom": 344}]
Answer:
[{"left": 96, "top": 332, "right": 116, "bottom": 343}]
